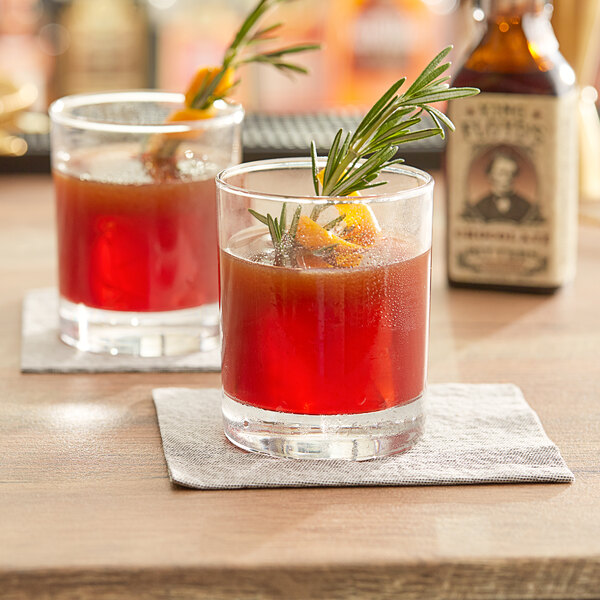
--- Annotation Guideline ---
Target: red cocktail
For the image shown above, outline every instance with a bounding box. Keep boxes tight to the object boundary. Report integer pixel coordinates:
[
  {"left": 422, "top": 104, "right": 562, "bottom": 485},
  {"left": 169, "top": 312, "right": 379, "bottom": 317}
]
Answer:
[
  {"left": 50, "top": 91, "right": 243, "bottom": 356},
  {"left": 55, "top": 167, "right": 218, "bottom": 313},
  {"left": 217, "top": 159, "right": 434, "bottom": 459},
  {"left": 221, "top": 236, "right": 430, "bottom": 415}
]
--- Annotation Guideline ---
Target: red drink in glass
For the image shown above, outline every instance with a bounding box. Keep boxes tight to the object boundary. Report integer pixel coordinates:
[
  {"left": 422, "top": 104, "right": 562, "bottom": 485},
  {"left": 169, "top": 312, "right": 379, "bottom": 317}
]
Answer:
[
  {"left": 221, "top": 237, "right": 430, "bottom": 416},
  {"left": 55, "top": 169, "right": 218, "bottom": 313}
]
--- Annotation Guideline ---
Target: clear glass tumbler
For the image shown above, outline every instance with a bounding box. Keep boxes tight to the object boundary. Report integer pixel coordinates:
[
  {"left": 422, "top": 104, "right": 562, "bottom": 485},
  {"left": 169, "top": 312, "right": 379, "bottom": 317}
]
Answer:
[
  {"left": 217, "top": 158, "right": 433, "bottom": 460},
  {"left": 50, "top": 91, "right": 243, "bottom": 356}
]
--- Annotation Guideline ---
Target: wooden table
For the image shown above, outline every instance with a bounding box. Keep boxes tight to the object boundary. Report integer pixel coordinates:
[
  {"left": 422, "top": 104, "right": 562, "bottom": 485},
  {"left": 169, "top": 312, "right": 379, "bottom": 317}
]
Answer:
[{"left": 1, "top": 174, "right": 599, "bottom": 600}]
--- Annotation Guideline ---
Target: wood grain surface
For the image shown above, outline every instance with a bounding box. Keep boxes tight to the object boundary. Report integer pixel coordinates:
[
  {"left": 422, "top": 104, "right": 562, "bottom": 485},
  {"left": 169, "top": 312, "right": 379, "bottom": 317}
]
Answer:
[{"left": 1, "top": 174, "right": 599, "bottom": 600}]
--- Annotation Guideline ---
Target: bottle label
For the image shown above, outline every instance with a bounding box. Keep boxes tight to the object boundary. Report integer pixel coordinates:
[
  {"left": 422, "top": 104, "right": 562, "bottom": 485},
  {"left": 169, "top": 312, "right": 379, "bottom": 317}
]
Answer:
[{"left": 446, "top": 91, "right": 578, "bottom": 288}]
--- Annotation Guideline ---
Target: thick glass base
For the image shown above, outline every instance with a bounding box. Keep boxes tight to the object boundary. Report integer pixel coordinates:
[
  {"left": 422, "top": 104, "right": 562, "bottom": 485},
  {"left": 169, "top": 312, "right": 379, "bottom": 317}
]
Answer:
[
  {"left": 59, "top": 297, "right": 219, "bottom": 357},
  {"left": 222, "top": 392, "right": 425, "bottom": 461}
]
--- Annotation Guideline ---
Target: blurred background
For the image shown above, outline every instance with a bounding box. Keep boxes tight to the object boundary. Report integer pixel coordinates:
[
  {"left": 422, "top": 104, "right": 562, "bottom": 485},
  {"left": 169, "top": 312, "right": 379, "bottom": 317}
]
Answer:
[
  {"left": 1, "top": 0, "right": 599, "bottom": 178},
  {"left": 0, "top": 0, "right": 473, "bottom": 114}
]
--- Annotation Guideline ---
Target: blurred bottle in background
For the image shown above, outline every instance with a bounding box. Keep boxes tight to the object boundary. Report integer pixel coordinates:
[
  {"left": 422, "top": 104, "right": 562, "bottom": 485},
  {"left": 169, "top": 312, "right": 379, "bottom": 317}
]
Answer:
[
  {"left": 323, "top": 0, "right": 459, "bottom": 108},
  {"left": 53, "top": 0, "right": 150, "bottom": 97}
]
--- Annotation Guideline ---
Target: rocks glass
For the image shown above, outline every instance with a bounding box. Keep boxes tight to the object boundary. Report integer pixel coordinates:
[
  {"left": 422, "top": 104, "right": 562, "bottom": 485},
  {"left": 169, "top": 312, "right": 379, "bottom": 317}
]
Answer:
[
  {"left": 50, "top": 91, "right": 243, "bottom": 356},
  {"left": 217, "top": 158, "right": 433, "bottom": 460}
]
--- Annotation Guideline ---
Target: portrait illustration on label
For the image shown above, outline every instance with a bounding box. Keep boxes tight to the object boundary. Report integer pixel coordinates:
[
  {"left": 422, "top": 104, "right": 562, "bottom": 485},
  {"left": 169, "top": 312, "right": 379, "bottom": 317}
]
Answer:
[{"left": 462, "top": 146, "right": 543, "bottom": 226}]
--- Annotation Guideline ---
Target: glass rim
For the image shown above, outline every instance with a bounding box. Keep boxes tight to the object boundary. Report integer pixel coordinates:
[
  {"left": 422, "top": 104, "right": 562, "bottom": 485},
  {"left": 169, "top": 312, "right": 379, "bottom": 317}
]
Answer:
[
  {"left": 48, "top": 90, "right": 244, "bottom": 133},
  {"left": 216, "top": 158, "right": 434, "bottom": 205}
]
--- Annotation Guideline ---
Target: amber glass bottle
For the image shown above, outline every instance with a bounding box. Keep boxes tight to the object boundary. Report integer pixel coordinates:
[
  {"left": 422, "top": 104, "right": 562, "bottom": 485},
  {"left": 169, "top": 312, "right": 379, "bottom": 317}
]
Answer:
[{"left": 446, "top": 0, "right": 578, "bottom": 293}]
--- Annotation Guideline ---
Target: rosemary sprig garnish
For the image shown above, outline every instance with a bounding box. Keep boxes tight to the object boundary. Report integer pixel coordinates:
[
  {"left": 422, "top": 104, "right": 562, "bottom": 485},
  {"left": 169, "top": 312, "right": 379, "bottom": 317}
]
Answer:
[
  {"left": 190, "top": 0, "right": 320, "bottom": 111},
  {"left": 145, "top": 0, "right": 319, "bottom": 179},
  {"left": 311, "top": 46, "right": 479, "bottom": 198},
  {"left": 249, "top": 203, "right": 302, "bottom": 266},
  {"left": 248, "top": 46, "right": 480, "bottom": 266}
]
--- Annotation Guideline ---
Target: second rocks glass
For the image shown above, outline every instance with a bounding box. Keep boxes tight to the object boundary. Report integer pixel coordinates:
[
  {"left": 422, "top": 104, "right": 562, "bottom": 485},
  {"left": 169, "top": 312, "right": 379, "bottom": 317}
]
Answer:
[{"left": 50, "top": 91, "right": 243, "bottom": 357}]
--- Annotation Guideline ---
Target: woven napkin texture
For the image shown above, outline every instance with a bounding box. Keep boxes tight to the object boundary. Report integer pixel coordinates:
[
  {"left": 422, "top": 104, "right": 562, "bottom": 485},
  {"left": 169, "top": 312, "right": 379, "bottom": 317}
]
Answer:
[
  {"left": 21, "top": 288, "right": 221, "bottom": 373},
  {"left": 152, "top": 384, "right": 573, "bottom": 489}
]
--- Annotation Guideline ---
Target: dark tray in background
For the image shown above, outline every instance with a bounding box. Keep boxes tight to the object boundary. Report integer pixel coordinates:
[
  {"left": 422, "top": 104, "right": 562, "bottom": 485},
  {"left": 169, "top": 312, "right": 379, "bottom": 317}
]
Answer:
[
  {"left": 0, "top": 112, "right": 443, "bottom": 175},
  {"left": 242, "top": 112, "right": 444, "bottom": 168}
]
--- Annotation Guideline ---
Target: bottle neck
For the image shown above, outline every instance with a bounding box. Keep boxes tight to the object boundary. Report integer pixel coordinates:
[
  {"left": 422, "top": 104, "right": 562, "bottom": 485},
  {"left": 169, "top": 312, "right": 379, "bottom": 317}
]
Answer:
[
  {"left": 480, "top": 0, "right": 551, "bottom": 18},
  {"left": 477, "top": 0, "right": 554, "bottom": 42},
  {"left": 461, "top": 0, "right": 562, "bottom": 76}
]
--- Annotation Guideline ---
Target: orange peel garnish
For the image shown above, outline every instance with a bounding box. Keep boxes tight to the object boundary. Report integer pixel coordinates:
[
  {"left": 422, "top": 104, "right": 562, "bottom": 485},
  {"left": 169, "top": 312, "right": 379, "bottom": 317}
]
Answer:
[
  {"left": 296, "top": 215, "right": 363, "bottom": 267},
  {"left": 316, "top": 169, "right": 381, "bottom": 247},
  {"left": 166, "top": 107, "right": 217, "bottom": 122},
  {"left": 184, "top": 66, "right": 235, "bottom": 108},
  {"left": 335, "top": 204, "right": 381, "bottom": 247},
  {"left": 296, "top": 215, "right": 362, "bottom": 252},
  {"left": 148, "top": 66, "right": 235, "bottom": 148}
]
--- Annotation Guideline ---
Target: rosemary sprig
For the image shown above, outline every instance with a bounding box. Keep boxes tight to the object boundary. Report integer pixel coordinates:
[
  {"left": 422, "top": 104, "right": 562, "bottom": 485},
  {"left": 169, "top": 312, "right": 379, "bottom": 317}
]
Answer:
[
  {"left": 248, "top": 46, "right": 479, "bottom": 266},
  {"left": 311, "top": 46, "right": 479, "bottom": 197},
  {"left": 145, "top": 0, "right": 319, "bottom": 180},
  {"left": 249, "top": 203, "right": 302, "bottom": 266},
  {"left": 190, "top": 0, "right": 320, "bottom": 111}
]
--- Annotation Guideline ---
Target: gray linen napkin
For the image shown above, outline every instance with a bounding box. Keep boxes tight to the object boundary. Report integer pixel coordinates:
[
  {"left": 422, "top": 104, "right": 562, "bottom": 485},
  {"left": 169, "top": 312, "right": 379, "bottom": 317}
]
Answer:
[
  {"left": 152, "top": 384, "right": 573, "bottom": 489},
  {"left": 21, "top": 288, "right": 221, "bottom": 373}
]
